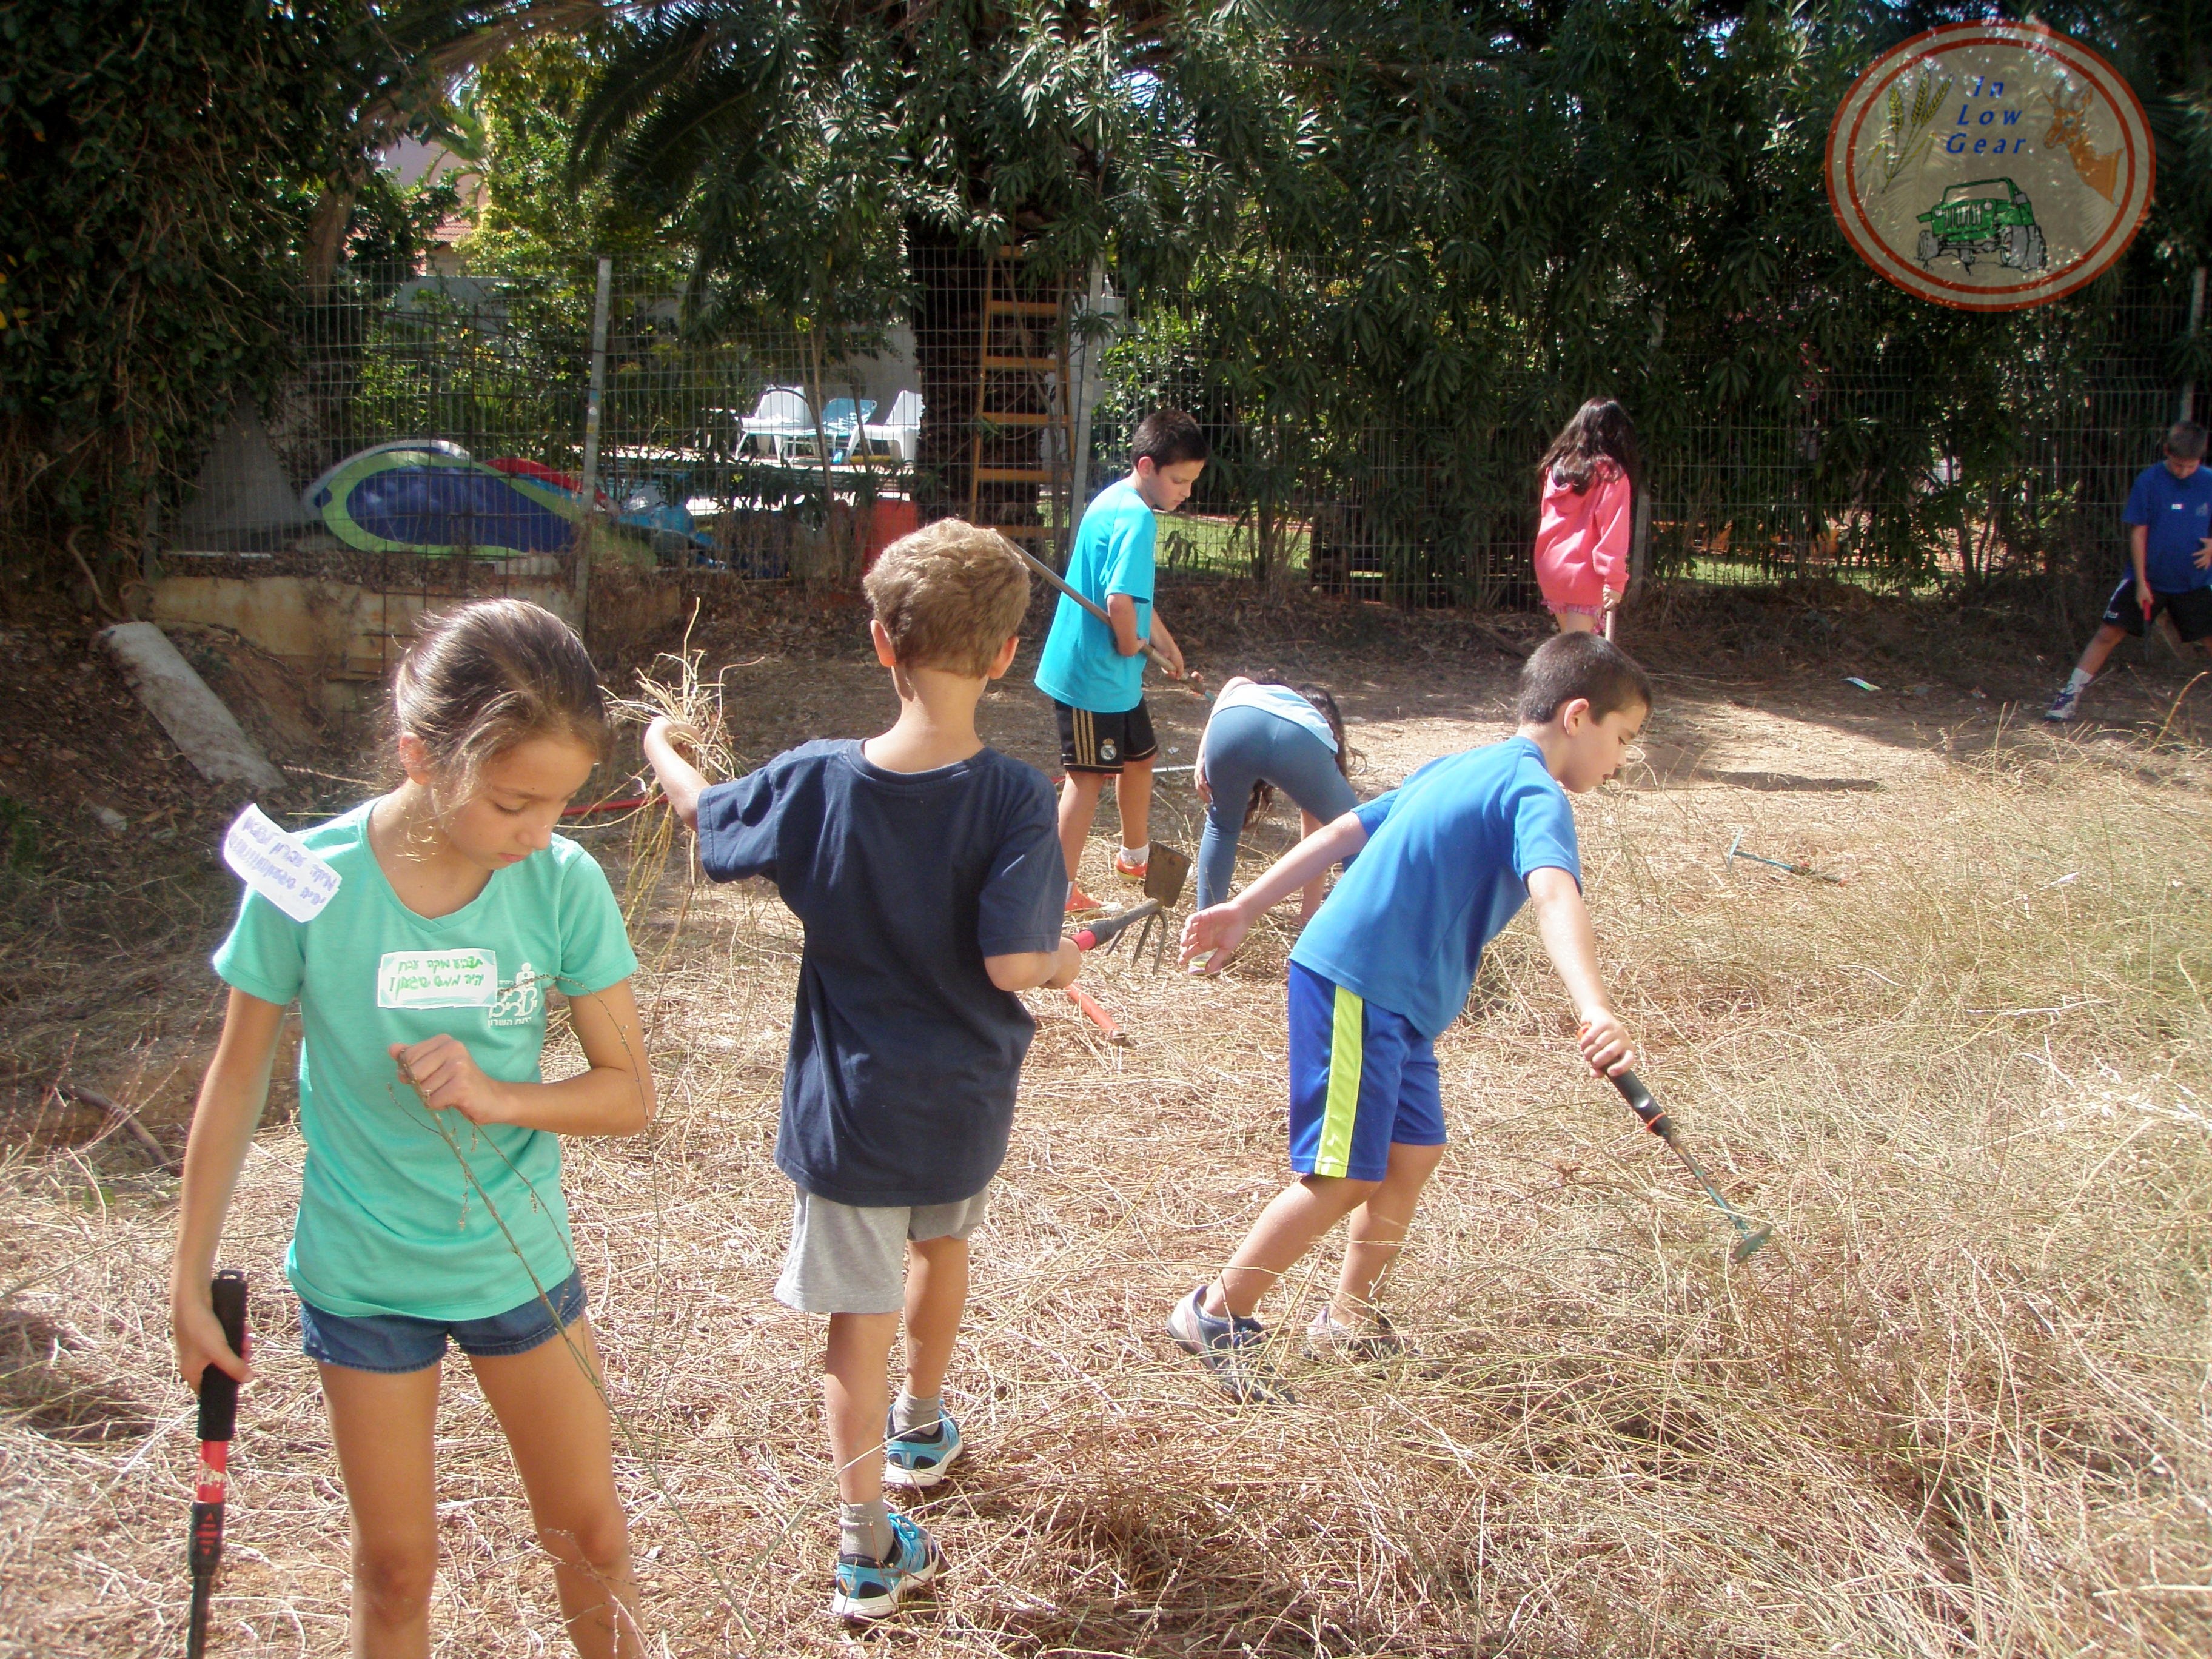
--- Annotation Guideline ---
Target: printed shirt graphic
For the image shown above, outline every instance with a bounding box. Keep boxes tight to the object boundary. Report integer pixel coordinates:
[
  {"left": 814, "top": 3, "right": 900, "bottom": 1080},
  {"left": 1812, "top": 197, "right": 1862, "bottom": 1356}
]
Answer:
[
  {"left": 2122, "top": 464, "right": 2212, "bottom": 593},
  {"left": 1291, "top": 737, "right": 1580, "bottom": 1039},
  {"left": 1034, "top": 478, "right": 1156, "bottom": 714},
  {"left": 212, "top": 803, "right": 638, "bottom": 1321}
]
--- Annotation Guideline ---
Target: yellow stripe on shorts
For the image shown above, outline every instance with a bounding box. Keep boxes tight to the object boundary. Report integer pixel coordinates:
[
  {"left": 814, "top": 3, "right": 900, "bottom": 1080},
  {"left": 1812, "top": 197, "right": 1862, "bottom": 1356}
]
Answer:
[{"left": 1314, "top": 984, "right": 1364, "bottom": 1178}]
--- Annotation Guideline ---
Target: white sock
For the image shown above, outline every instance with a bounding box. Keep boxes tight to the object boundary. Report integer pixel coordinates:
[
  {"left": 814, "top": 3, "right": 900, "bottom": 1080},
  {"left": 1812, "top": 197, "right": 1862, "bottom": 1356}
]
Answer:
[
  {"left": 1119, "top": 842, "right": 1149, "bottom": 867},
  {"left": 2066, "top": 668, "right": 2094, "bottom": 691}
]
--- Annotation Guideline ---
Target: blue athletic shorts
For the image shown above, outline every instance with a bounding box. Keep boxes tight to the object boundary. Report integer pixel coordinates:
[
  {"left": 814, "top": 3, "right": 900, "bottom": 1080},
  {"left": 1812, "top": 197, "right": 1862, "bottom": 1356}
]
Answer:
[
  {"left": 299, "top": 1269, "right": 587, "bottom": 1374},
  {"left": 1287, "top": 962, "right": 1446, "bottom": 1181}
]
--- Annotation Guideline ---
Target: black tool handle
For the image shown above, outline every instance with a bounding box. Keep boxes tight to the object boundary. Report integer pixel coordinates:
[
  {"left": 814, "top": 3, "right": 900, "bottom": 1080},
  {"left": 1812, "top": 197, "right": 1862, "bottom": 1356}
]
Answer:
[
  {"left": 197, "top": 1271, "right": 247, "bottom": 1443},
  {"left": 1609, "top": 1070, "right": 1674, "bottom": 1140}
]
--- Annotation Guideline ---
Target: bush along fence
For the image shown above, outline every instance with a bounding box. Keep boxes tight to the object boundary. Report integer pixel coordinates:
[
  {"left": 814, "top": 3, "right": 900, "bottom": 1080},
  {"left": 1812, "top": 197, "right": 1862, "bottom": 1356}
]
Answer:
[{"left": 161, "top": 254, "right": 2201, "bottom": 622}]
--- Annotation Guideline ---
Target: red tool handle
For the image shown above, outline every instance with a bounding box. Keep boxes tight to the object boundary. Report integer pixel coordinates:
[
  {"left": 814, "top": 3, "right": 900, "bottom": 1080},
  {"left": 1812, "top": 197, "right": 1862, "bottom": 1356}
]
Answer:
[
  {"left": 1068, "top": 900, "right": 1159, "bottom": 954},
  {"left": 1064, "top": 985, "right": 1125, "bottom": 1042},
  {"left": 189, "top": 1270, "right": 248, "bottom": 1658}
]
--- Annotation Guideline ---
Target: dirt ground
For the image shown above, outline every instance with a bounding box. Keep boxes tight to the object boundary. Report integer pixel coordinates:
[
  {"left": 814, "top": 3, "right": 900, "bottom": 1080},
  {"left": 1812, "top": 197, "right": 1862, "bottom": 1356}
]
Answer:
[{"left": 3, "top": 578, "right": 2210, "bottom": 1656}]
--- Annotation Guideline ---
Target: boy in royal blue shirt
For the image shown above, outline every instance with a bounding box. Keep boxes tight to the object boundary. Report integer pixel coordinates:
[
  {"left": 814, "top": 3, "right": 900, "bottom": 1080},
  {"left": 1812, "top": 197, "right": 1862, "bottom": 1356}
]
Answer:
[
  {"left": 2046, "top": 421, "right": 2212, "bottom": 721},
  {"left": 1170, "top": 633, "right": 1650, "bottom": 1403},
  {"left": 645, "top": 521, "right": 1081, "bottom": 1619},
  {"left": 1033, "top": 408, "right": 1204, "bottom": 910}
]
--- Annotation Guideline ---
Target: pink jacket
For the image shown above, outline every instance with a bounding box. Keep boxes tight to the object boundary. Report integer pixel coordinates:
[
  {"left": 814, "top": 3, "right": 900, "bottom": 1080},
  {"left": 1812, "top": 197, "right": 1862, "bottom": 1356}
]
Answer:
[{"left": 1533, "top": 460, "right": 1632, "bottom": 607}]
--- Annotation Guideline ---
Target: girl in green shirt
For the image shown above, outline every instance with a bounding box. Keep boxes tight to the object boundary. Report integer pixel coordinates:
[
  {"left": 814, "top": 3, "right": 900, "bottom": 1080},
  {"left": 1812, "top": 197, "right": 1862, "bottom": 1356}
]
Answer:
[{"left": 170, "top": 599, "right": 654, "bottom": 1657}]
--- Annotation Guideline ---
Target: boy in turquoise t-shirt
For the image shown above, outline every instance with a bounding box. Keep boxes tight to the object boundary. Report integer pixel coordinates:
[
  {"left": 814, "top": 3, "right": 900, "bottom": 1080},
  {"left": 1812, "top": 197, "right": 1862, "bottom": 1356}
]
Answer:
[
  {"left": 1034, "top": 408, "right": 1207, "bottom": 910},
  {"left": 1170, "top": 632, "right": 1652, "bottom": 1404}
]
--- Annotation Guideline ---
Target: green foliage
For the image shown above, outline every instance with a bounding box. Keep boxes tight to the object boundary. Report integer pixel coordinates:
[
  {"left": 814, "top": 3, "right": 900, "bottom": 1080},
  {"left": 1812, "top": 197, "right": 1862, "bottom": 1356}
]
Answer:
[
  {"left": 1098, "top": 0, "right": 2207, "bottom": 598},
  {"left": 0, "top": 0, "right": 368, "bottom": 578},
  {"left": 569, "top": 0, "right": 1219, "bottom": 525},
  {"left": 347, "top": 173, "right": 466, "bottom": 275},
  {"left": 466, "top": 39, "right": 689, "bottom": 287}
]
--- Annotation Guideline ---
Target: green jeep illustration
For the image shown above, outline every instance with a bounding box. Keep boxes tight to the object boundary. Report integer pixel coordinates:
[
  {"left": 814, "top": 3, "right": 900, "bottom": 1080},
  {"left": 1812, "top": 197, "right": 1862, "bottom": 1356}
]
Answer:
[{"left": 1916, "top": 178, "right": 2046, "bottom": 272}]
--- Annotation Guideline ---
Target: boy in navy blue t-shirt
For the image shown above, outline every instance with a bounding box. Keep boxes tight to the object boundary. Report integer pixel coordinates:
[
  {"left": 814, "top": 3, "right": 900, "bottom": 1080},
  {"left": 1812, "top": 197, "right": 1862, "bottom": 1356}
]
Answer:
[
  {"left": 645, "top": 522, "right": 1079, "bottom": 1618},
  {"left": 1170, "top": 633, "right": 1651, "bottom": 1403},
  {"left": 2046, "top": 421, "right": 2212, "bottom": 722}
]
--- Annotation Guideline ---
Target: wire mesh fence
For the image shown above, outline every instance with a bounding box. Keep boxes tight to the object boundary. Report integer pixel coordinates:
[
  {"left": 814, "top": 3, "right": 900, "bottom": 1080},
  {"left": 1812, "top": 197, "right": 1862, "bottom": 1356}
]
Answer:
[{"left": 177, "top": 257, "right": 2199, "bottom": 620}]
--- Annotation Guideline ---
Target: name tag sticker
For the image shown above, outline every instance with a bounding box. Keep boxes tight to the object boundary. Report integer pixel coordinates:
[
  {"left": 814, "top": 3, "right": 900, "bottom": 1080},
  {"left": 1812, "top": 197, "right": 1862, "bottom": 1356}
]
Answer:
[
  {"left": 377, "top": 950, "right": 498, "bottom": 1010},
  {"left": 223, "top": 803, "right": 342, "bottom": 923}
]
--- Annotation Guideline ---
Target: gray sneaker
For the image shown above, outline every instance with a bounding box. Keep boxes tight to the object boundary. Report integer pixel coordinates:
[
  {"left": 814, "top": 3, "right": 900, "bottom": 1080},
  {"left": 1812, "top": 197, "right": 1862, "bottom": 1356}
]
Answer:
[
  {"left": 1303, "top": 1307, "right": 1407, "bottom": 1365},
  {"left": 1166, "top": 1286, "right": 1295, "bottom": 1404},
  {"left": 2044, "top": 683, "right": 2083, "bottom": 722}
]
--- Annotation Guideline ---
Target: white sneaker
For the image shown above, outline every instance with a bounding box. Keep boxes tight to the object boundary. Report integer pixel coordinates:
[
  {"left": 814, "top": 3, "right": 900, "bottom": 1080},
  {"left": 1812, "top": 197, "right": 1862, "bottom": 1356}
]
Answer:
[{"left": 2044, "top": 683, "right": 2083, "bottom": 722}]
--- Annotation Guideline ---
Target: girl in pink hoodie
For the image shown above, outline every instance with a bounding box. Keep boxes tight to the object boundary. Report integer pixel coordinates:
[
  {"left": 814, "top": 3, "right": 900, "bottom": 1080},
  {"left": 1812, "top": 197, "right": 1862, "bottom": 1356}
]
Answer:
[{"left": 1533, "top": 399, "right": 1640, "bottom": 635}]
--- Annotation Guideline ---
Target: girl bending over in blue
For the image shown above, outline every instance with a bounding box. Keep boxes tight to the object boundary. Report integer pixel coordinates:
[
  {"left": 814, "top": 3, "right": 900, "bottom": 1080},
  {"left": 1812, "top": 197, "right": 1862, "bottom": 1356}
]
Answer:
[
  {"left": 171, "top": 599, "right": 654, "bottom": 1657},
  {"left": 1193, "top": 677, "right": 1358, "bottom": 914}
]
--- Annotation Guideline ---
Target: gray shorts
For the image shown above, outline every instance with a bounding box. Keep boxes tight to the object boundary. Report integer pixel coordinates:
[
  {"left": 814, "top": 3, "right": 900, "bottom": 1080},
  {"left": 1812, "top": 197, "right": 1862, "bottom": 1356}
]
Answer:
[{"left": 773, "top": 1185, "right": 993, "bottom": 1315}]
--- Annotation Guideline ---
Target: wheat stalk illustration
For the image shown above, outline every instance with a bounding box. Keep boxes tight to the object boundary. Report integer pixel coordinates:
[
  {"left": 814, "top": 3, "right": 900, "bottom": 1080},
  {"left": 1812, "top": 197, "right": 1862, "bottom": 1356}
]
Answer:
[{"left": 1878, "top": 70, "right": 1949, "bottom": 193}]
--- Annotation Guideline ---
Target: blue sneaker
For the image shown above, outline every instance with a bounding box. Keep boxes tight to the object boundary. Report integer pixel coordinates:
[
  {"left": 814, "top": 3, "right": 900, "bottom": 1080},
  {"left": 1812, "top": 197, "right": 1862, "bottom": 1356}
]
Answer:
[
  {"left": 883, "top": 1410, "right": 962, "bottom": 1490},
  {"left": 831, "top": 1511, "right": 943, "bottom": 1620},
  {"left": 2044, "top": 682, "right": 2084, "bottom": 722},
  {"left": 1166, "top": 1285, "right": 1295, "bottom": 1404}
]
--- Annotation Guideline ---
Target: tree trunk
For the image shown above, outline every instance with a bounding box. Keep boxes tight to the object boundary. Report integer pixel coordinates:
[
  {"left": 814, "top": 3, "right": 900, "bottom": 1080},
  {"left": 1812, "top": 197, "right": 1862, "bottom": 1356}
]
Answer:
[
  {"left": 908, "top": 223, "right": 986, "bottom": 527},
  {"left": 907, "top": 223, "right": 1052, "bottom": 538}
]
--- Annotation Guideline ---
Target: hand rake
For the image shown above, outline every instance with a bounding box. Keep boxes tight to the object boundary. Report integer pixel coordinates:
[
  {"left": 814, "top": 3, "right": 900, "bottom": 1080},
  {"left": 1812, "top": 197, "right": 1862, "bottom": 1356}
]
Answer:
[
  {"left": 1610, "top": 1071, "right": 1773, "bottom": 1262},
  {"left": 1725, "top": 830, "right": 1845, "bottom": 885},
  {"left": 1058, "top": 844, "right": 1195, "bottom": 1039},
  {"left": 1071, "top": 845, "right": 1191, "bottom": 971}
]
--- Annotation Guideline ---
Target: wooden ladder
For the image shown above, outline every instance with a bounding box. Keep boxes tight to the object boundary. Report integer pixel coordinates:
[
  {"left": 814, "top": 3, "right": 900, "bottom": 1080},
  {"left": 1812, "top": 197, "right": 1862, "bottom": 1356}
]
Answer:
[{"left": 967, "top": 246, "right": 1073, "bottom": 558}]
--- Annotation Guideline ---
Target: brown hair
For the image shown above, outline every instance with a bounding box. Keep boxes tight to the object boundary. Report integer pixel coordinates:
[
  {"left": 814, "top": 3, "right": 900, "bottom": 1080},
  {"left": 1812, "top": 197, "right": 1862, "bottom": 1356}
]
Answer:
[
  {"left": 390, "top": 598, "right": 610, "bottom": 794},
  {"left": 1244, "top": 683, "right": 1355, "bottom": 830},
  {"left": 2166, "top": 421, "right": 2208, "bottom": 462},
  {"left": 1540, "top": 397, "right": 1641, "bottom": 495},
  {"left": 1515, "top": 632, "right": 1653, "bottom": 725},
  {"left": 1133, "top": 407, "right": 1210, "bottom": 469},
  {"left": 863, "top": 519, "right": 1031, "bottom": 677}
]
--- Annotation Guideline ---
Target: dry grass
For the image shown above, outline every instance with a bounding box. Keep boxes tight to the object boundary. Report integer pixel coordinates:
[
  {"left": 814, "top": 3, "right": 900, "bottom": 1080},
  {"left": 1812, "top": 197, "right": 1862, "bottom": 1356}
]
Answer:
[{"left": 4, "top": 648, "right": 2210, "bottom": 1657}]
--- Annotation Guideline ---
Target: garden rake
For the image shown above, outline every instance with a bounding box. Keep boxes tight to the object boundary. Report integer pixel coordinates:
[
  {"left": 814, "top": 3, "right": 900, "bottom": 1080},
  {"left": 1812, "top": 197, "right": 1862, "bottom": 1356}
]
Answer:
[
  {"left": 1070, "top": 844, "right": 1190, "bottom": 970},
  {"left": 1610, "top": 1071, "right": 1773, "bottom": 1262}
]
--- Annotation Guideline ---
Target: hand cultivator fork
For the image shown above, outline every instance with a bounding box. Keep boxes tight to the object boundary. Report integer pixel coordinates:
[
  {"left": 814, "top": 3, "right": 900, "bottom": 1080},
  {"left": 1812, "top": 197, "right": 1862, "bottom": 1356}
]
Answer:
[
  {"left": 1070, "top": 843, "right": 1191, "bottom": 971},
  {"left": 1061, "top": 844, "right": 1194, "bottom": 1039}
]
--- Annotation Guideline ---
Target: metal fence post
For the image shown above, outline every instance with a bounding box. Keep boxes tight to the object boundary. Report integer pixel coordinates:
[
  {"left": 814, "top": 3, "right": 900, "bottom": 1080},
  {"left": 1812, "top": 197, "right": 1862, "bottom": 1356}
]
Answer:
[{"left": 575, "top": 255, "right": 613, "bottom": 641}]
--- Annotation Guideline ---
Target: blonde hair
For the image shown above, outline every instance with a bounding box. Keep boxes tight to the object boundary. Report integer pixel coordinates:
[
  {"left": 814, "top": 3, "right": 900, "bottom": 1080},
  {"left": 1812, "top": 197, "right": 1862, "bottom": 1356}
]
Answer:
[
  {"left": 862, "top": 519, "right": 1031, "bottom": 676},
  {"left": 390, "top": 599, "right": 610, "bottom": 796}
]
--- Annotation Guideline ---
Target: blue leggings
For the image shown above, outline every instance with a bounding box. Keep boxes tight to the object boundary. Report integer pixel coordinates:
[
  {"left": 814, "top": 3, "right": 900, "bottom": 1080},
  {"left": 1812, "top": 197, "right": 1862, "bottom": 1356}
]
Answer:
[{"left": 1196, "top": 705, "right": 1357, "bottom": 910}]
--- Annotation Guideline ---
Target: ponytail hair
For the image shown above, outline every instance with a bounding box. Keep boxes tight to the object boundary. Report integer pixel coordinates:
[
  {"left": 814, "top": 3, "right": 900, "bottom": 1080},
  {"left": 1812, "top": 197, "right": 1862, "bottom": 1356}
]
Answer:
[{"left": 389, "top": 598, "right": 610, "bottom": 796}]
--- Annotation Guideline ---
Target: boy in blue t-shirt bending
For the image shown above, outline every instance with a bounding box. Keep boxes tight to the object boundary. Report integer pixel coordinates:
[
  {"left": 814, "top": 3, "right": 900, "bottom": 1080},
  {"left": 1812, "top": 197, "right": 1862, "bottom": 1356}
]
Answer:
[
  {"left": 2046, "top": 420, "right": 2212, "bottom": 722},
  {"left": 645, "top": 521, "right": 1081, "bottom": 1619},
  {"left": 1034, "top": 408, "right": 1205, "bottom": 910},
  {"left": 1171, "top": 632, "right": 1651, "bottom": 1403}
]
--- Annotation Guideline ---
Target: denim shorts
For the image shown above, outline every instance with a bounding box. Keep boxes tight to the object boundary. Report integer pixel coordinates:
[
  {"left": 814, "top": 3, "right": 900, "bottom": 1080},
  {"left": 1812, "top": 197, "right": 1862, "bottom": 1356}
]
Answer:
[{"left": 299, "top": 1270, "right": 588, "bottom": 1374}]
